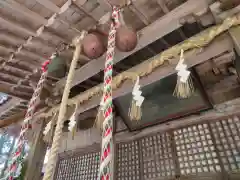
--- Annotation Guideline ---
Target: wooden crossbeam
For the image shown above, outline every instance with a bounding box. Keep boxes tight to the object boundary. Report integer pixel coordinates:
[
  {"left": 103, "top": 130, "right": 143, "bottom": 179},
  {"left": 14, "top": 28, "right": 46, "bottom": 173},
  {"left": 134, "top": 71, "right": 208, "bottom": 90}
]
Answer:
[{"left": 55, "top": 0, "right": 210, "bottom": 90}]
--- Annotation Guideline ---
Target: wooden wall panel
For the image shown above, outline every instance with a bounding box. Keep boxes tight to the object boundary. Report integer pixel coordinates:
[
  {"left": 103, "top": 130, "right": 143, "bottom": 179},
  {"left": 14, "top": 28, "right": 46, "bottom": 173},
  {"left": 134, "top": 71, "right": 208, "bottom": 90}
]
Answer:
[{"left": 53, "top": 114, "right": 240, "bottom": 180}]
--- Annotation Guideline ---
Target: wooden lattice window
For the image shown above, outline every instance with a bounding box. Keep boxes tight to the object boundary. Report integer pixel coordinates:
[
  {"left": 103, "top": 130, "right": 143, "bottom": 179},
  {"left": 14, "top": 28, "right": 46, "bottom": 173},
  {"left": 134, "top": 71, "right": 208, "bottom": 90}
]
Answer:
[
  {"left": 54, "top": 145, "right": 100, "bottom": 180},
  {"left": 115, "top": 115, "right": 240, "bottom": 180},
  {"left": 141, "top": 132, "right": 175, "bottom": 178},
  {"left": 174, "top": 124, "right": 221, "bottom": 174},
  {"left": 209, "top": 116, "right": 240, "bottom": 171},
  {"left": 54, "top": 116, "right": 240, "bottom": 180},
  {"left": 116, "top": 141, "right": 141, "bottom": 180}
]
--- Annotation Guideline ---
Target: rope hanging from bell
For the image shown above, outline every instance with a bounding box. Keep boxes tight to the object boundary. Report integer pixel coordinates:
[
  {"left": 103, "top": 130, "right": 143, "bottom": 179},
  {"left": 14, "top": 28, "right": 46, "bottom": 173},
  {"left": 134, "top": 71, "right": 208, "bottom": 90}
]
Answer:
[
  {"left": 7, "top": 53, "right": 56, "bottom": 180},
  {"left": 129, "top": 76, "right": 144, "bottom": 121},
  {"left": 42, "top": 31, "right": 87, "bottom": 180},
  {"left": 98, "top": 6, "right": 120, "bottom": 180},
  {"left": 173, "top": 49, "right": 194, "bottom": 99}
]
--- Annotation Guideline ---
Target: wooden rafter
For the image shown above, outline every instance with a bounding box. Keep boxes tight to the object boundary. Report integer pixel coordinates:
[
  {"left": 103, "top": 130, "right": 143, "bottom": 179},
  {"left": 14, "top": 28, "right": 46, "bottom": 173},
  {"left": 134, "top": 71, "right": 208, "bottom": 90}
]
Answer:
[
  {"left": 156, "top": 0, "right": 170, "bottom": 14},
  {"left": 0, "top": 1, "right": 78, "bottom": 97},
  {"left": 0, "top": 82, "right": 31, "bottom": 100},
  {"left": 0, "top": 0, "right": 48, "bottom": 25},
  {"left": 35, "top": 0, "right": 62, "bottom": 13},
  {"left": 1, "top": 67, "right": 26, "bottom": 78},
  {"left": 0, "top": 73, "right": 23, "bottom": 83},
  {"left": 3, "top": 65, "right": 30, "bottom": 76},
  {"left": 128, "top": 2, "right": 151, "bottom": 25},
  {"left": 0, "top": 44, "right": 45, "bottom": 63},
  {"left": 0, "top": 0, "right": 73, "bottom": 69},
  {"left": 0, "top": 111, "right": 26, "bottom": 128},
  {"left": 96, "top": 0, "right": 112, "bottom": 11},
  {"left": 55, "top": 0, "right": 210, "bottom": 90},
  {"left": 71, "top": 3, "right": 98, "bottom": 23},
  {"left": 6, "top": 60, "right": 35, "bottom": 72},
  {"left": 0, "top": 15, "right": 36, "bottom": 36},
  {"left": 0, "top": 98, "right": 21, "bottom": 117}
]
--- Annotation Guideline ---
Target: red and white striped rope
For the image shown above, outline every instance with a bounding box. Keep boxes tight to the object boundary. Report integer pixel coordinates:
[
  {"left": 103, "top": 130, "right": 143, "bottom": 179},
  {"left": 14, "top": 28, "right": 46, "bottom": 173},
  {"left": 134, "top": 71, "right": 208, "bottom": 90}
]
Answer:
[
  {"left": 7, "top": 55, "right": 54, "bottom": 180},
  {"left": 99, "top": 6, "right": 120, "bottom": 180}
]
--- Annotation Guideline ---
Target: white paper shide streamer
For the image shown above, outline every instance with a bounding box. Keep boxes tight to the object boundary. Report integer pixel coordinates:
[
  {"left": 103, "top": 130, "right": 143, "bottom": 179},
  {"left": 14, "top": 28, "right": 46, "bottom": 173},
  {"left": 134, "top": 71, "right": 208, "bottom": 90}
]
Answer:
[
  {"left": 173, "top": 49, "right": 194, "bottom": 98},
  {"left": 129, "top": 76, "right": 145, "bottom": 121},
  {"left": 68, "top": 111, "right": 77, "bottom": 132}
]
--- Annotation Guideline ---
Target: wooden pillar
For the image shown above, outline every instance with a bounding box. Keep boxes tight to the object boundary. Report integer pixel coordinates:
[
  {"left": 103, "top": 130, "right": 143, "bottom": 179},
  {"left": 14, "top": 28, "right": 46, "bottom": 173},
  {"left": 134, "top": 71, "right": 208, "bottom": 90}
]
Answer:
[
  {"left": 24, "top": 119, "right": 47, "bottom": 180},
  {"left": 229, "top": 26, "right": 240, "bottom": 55}
]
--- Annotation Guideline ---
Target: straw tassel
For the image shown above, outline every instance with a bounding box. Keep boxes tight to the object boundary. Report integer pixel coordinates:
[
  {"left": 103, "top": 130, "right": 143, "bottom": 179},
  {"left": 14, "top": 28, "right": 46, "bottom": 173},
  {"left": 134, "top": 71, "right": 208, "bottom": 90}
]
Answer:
[
  {"left": 173, "top": 49, "right": 194, "bottom": 99},
  {"left": 129, "top": 76, "right": 144, "bottom": 121},
  {"left": 95, "top": 97, "right": 104, "bottom": 131}
]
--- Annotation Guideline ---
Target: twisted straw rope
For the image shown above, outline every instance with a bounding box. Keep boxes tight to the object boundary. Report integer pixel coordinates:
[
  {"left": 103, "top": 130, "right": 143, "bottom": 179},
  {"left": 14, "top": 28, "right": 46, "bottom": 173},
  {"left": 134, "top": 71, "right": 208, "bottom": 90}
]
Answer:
[
  {"left": 42, "top": 37, "right": 83, "bottom": 180},
  {"left": 43, "top": 14, "right": 240, "bottom": 118}
]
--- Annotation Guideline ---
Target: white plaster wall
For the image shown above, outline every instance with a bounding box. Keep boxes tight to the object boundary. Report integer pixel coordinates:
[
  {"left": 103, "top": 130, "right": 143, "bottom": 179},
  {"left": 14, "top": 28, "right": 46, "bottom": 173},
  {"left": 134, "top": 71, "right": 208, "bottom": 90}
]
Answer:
[{"left": 59, "top": 128, "right": 101, "bottom": 153}]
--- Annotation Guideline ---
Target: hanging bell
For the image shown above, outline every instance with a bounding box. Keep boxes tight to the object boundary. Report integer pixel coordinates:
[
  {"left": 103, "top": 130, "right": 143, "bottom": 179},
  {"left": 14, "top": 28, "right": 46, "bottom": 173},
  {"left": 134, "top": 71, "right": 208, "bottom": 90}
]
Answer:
[
  {"left": 47, "top": 56, "right": 67, "bottom": 78},
  {"left": 116, "top": 26, "right": 138, "bottom": 52},
  {"left": 82, "top": 32, "right": 106, "bottom": 59},
  {"left": 115, "top": 10, "right": 138, "bottom": 52}
]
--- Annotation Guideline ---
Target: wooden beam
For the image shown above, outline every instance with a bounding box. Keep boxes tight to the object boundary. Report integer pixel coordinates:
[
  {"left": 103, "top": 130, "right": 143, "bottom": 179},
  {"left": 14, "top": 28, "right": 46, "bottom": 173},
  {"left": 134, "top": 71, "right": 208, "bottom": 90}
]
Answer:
[
  {"left": 0, "top": 111, "right": 25, "bottom": 128},
  {"left": 0, "top": 31, "right": 25, "bottom": 45},
  {"left": 115, "top": 97, "right": 240, "bottom": 142},
  {"left": 96, "top": 0, "right": 112, "bottom": 11},
  {"left": 0, "top": 80, "right": 33, "bottom": 92},
  {"left": 25, "top": 120, "right": 47, "bottom": 180},
  {"left": 4, "top": 64, "right": 32, "bottom": 75},
  {"left": 229, "top": 26, "right": 240, "bottom": 55},
  {"left": 74, "top": 35, "right": 233, "bottom": 114},
  {"left": 0, "top": 98, "right": 21, "bottom": 117},
  {"left": 35, "top": 0, "right": 61, "bottom": 13},
  {"left": 0, "top": 1, "right": 72, "bottom": 73},
  {"left": 0, "top": 84, "right": 30, "bottom": 100},
  {"left": 0, "top": 0, "right": 48, "bottom": 25},
  {"left": 2, "top": 66, "right": 27, "bottom": 78},
  {"left": 0, "top": 73, "right": 22, "bottom": 83},
  {"left": 10, "top": 58, "right": 38, "bottom": 70},
  {"left": 56, "top": 0, "right": 210, "bottom": 89},
  {"left": 156, "top": 0, "right": 170, "bottom": 14},
  {"left": 0, "top": 15, "right": 36, "bottom": 36},
  {"left": 128, "top": 3, "right": 150, "bottom": 25},
  {"left": 71, "top": 3, "right": 98, "bottom": 22},
  {"left": 19, "top": 49, "right": 46, "bottom": 62},
  {"left": 0, "top": 44, "right": 45, "bottom": 63}
]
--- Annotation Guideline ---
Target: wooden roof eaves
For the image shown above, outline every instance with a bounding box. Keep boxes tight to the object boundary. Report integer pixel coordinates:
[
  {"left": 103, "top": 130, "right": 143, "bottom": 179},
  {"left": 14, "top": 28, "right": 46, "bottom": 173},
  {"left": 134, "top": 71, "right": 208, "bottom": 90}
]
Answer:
[
  {"left": 55, "top": 0, "right": 211, "bottom": 90},
  {"left": 0, "top": 1, "right": 76, "bottom": 99},
  {"left": 0, "top": 0, "right": 73, "bottom": 67}
]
